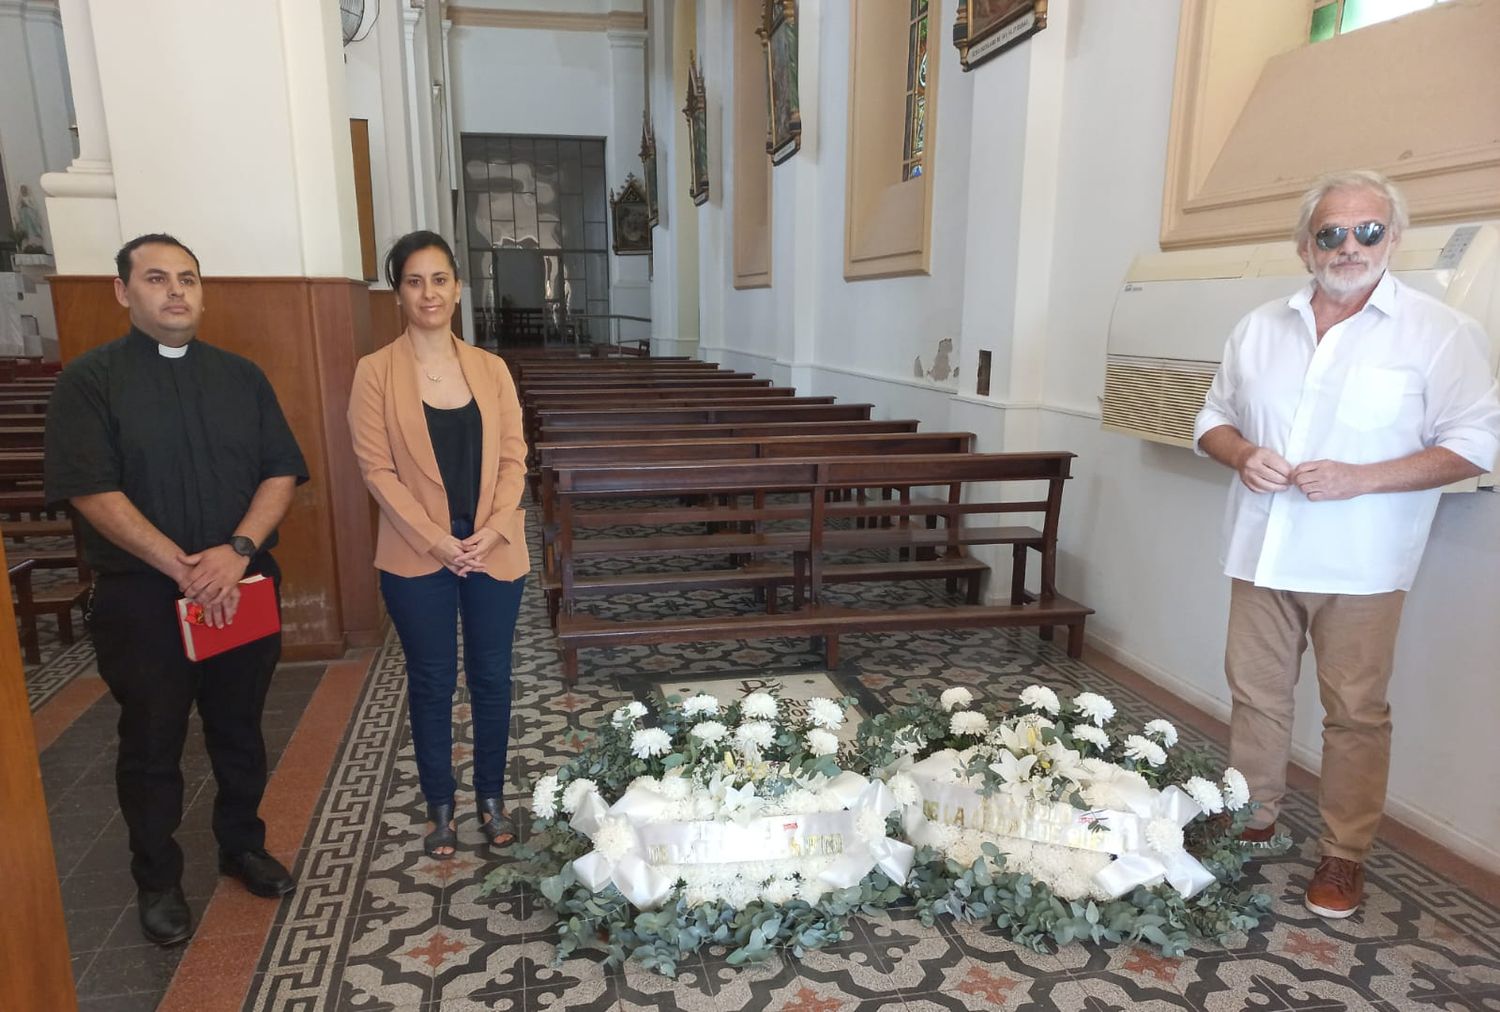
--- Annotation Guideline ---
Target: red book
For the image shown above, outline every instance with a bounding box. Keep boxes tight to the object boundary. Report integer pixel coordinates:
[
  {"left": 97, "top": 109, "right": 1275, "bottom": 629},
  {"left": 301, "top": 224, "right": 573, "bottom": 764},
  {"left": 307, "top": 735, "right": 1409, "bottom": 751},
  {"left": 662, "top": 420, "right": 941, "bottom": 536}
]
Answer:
[{"left": 177, "top": 574, "right": 281, "bottom": 661}]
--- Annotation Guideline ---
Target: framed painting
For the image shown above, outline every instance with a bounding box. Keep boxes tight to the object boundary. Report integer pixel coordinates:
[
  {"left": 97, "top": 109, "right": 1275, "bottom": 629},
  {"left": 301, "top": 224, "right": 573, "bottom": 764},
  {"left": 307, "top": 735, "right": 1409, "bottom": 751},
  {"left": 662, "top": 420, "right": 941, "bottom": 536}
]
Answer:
[
  {"left": 953, "top": 0, "right": 1047, "bottom": 71},
  {"left": 609, "top": 174, "right": 652, "bottom": 256},
  {"left": 683, "top": 52, "right": 710, "bottom": 206},
  {"left": 639, "top": 115, "right": 659, "bottom": 227},
  {"left": 761, "top": 0, "right": 801, "bottom": 165}
]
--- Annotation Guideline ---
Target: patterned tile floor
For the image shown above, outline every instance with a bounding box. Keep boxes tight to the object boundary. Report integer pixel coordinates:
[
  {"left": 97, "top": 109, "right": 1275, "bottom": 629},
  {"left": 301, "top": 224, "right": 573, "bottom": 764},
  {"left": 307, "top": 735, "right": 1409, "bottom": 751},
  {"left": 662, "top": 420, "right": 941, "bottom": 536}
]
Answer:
[
  {"left": 38, "top": 660, "right": 326, "bottom": 1011},
  {"left": 26, "top": 511, "right": 1500, "bottom": 1011}
]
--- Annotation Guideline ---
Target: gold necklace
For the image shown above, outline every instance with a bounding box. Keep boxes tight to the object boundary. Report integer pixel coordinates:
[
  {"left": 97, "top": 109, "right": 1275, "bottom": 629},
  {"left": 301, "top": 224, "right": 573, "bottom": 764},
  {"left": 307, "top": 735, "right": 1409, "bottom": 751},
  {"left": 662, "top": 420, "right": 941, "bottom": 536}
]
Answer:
[{"left": 424, "top": 369, "right": 444, "bottom": 382}]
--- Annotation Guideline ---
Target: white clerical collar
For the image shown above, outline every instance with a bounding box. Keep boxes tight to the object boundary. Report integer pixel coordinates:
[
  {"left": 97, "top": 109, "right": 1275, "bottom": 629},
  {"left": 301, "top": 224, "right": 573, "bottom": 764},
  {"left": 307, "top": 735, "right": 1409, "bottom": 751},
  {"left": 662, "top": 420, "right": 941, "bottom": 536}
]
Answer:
[{"left": 157, "top": 342, "right": 189, "bottom": 359}]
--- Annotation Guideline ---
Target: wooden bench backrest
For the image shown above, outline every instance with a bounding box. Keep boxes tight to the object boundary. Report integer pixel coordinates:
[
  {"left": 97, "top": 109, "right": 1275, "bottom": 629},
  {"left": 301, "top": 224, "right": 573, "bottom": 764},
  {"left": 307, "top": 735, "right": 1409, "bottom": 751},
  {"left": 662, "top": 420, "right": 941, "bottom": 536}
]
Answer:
[
  {"left": 538, "top": 403, "right": 875, "bottom": 428},
  {"left": 526, "top": 387, "right": 801, "bottom": 406},
  {"left": 539, "top": 431, "right": 976, "bottom": 467},
  {"left": 537, "top": 418, "right": 922, "bottom": 442}
]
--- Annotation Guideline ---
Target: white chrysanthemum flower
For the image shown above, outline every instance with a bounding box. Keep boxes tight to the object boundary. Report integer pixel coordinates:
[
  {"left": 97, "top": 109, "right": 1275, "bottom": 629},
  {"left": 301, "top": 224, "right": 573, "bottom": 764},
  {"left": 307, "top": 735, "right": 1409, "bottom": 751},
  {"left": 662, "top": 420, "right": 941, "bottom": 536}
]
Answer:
[
  {"left": 1053, "top": 867, "right": 1094, "bottom": 901},
  {"left": 1123, "top": 734, "right": 1167, "bottom": 767},
  {"left": 1183, "top": 776, "right": 1225, "bottom": 815},
  {"left": 940, "top": 687, "right": 974, "bottom": 712},
  {"left": 1222, "top": 767, "right": 1250, "bottom": 810},
  {"left": 1019, "top": 685, "right": 1062, "bottom": 715},
  {"left": 630, "top": 727, "right": 672, "bottom": 759},
  {"left": 659, "top": 773, "right": 691, "bottom": 802},
  {"left": 927, "top": 822, "right": 961, "bottom": 849},
  {"left": 892, "top": 726, "right": 928, "bottom": 756},
  {"left": 1071, "top": 725, "right": 1110, "bottom": 750},
  {"left": 722, "top": 875, "right": 759, "bottom": 910},
  {"left": 805, "top": 728, "right": 839, "bottom": 757},
  {"left": 1145, "top": 818, "right": 1185, "bottom": 854},
  {"left": 855, "top": 808, "right": 887, "bottom": 844},
  {"left": 594, "top": 817, "right": 636, "bottom": 860},
  {"left": 806, "top": 697, "right": 845, "bottom": 730},
  {"left": 611, "top": 700, "right": 648, "bottom": 726},
  {"left": 735, "top": 720, "right": 776, "bottom": 751},
  {"left": 888, "top": 772, "right": 920, "bottom": 807},
  {"left": 531, "top": 774, "right": 559, "bottom": 820},
  {"left": 1144, "top": 719, "right": 1179, "bottom": 748},
  {"left": 690, "top": 720, "right": 728, "bottom": 745},
  {"left": 800, "top": 877, "right": 833, "bottom": 904},
  {"left": 761, "top": 877, "right": 797, "bottom": 905},
  {"left": 741, "top": 692, "right": 779, "bottom": 719},
  {"left": 681, "top": 694, "right": 721, "bottom": 717},
  {"left": 561, "top": 778, "right": 597, "bottom": 814},
  {"left": 948, "top": 833, "right": 983, "bottom": 869},
  {"left": 684, "top": 880, "right": 717, "bottom": 908},
  {"left": 1073, "top": 692, "right": 1116, "bottom": 727},
  {"left": 950, "top": 711, "right": 989, "bottom": 737},
  {"left": 628, "top": 775, "right": 659, "bottom": 792}
]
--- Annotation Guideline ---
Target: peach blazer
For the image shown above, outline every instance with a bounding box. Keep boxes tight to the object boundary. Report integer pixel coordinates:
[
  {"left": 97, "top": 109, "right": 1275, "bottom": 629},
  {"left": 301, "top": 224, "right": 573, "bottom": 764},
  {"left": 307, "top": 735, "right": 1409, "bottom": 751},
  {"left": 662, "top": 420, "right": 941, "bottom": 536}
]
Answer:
[{"left": 348, "top": 335, "right": 531, "bottom": 580}]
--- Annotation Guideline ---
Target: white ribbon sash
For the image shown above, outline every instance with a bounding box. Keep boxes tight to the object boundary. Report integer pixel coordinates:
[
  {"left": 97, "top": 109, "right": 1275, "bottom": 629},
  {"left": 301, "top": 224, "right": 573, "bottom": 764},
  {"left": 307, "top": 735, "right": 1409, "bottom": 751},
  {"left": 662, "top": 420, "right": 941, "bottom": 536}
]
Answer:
[
  {"left": 567, "top": 775, "right": 914, "bottom": 909},
  {"left": 901, "top": 753, "right": 1215, "bottom": 899}
]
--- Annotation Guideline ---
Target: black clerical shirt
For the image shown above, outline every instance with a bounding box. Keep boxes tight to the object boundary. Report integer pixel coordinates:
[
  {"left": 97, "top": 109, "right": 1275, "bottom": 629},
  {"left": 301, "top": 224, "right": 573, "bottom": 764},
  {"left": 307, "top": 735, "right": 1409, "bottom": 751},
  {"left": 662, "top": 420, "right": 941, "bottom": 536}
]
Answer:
[{"left": 43, "top": 327, "right": 309, "bottom": 575}]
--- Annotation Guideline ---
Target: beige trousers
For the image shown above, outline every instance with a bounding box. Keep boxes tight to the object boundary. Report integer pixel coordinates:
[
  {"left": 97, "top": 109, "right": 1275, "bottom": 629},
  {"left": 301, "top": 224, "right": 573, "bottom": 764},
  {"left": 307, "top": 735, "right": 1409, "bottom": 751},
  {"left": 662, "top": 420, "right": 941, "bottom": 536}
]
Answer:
[{"left": 1224, "top": 578, "right": 1407, "bottom": 862}]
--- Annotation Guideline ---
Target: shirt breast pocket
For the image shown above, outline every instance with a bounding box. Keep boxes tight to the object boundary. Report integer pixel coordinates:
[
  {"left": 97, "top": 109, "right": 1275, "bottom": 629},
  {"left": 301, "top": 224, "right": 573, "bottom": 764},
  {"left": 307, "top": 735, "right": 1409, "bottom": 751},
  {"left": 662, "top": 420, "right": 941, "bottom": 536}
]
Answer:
[{"left": 1336, "top": 366, "right": 1411, "bottom": 432}]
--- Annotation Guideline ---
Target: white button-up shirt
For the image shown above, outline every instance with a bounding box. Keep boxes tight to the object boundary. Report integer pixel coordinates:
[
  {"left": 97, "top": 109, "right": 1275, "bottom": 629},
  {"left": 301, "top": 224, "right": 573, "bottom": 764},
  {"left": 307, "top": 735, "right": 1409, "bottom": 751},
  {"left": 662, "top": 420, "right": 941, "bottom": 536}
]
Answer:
[{"left": 1193, "top": 272, "right": 1500, "bottom": 594}]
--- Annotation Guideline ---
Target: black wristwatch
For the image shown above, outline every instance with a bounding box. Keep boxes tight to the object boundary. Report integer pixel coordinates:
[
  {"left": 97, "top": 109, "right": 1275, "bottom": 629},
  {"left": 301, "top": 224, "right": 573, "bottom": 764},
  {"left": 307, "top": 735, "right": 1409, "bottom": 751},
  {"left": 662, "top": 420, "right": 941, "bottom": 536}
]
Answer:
[{"left": 229, "top": 535, "right": 258, "bottom": 558}]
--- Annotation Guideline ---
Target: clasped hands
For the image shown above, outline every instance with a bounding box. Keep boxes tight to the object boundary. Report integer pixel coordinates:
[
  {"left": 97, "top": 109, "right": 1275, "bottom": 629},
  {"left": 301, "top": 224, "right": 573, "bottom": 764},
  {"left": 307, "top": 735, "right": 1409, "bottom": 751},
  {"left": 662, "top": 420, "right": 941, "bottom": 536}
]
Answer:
[
  {"left": 431, "top": 526, "right": 500, "bottom": 577},
  {"left": 1236, "top": 446, "right": 1367, "bottom": 501},
  {"left": 175, "top": 545, "right": 250, "bottom": 628}
]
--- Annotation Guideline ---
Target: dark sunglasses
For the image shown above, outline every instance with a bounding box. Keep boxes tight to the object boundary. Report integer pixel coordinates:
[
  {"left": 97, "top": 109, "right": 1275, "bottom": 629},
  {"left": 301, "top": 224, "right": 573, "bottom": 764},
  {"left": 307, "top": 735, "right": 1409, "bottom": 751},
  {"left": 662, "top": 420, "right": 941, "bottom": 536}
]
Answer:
[{"left": 1314, "top": 220, "right": 1387, "bottom": 251}]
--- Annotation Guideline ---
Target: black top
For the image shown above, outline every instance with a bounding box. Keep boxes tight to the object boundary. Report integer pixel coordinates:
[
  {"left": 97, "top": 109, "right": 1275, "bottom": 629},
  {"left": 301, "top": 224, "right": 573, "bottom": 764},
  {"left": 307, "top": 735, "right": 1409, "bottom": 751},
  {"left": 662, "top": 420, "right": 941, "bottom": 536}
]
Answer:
[
  {"left": 43, "top": 328, "right": 310, "bottom": 575},
  {"left": 423, "top": 398, "right": 482, "bottom": 527}
]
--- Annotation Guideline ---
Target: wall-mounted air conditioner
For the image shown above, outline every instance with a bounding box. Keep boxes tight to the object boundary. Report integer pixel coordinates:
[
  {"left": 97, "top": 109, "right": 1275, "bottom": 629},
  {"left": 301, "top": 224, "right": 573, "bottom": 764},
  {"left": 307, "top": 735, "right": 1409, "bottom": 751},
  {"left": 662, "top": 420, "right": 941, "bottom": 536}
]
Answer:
[{"left": 1103, "top": 222, "right": 1500, "bottom": 487}]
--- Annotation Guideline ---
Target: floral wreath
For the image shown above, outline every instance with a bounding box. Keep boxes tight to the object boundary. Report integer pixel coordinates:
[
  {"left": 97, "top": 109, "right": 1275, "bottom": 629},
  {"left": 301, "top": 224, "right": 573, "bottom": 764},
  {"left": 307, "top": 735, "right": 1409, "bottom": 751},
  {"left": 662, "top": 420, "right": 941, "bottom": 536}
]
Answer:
[{"left": 487, "top": 684, "right": 1286, "bottom": 975}]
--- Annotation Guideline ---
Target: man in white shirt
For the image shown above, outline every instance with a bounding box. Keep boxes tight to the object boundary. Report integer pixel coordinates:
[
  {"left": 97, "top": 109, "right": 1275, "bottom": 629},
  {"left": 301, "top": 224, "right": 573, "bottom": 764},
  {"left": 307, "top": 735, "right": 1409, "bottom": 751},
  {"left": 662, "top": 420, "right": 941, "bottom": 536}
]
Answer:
[{"left": 1194, "top": 170, "right": 1500, "bottom": 920}]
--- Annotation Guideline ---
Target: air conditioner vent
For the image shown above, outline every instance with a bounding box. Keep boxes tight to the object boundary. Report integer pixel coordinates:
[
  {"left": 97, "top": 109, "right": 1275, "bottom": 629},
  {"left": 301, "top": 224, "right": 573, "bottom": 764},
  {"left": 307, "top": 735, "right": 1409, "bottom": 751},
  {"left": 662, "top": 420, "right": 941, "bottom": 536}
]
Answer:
[{"left": 1100, "top": 355, "right": 1217, "bottom": 448}]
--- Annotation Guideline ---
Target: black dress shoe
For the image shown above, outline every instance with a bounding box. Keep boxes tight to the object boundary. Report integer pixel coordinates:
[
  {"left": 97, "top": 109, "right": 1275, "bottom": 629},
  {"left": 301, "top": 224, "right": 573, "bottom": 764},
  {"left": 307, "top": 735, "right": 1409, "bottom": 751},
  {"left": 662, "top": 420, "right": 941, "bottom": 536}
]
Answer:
[
  {"left": 219, "top": 848, "right": 296, "bottom": 898},
  {"left": 138, "top": 885, "right": 193, "bottom": 946}
]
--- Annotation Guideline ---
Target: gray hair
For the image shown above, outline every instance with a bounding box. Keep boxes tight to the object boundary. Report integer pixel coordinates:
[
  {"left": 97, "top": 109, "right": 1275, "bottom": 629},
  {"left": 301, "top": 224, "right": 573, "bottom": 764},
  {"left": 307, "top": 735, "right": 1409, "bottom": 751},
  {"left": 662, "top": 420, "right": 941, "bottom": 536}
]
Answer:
[{"left": 1293, "top": 169, "right": 1409, "bottom": 247}]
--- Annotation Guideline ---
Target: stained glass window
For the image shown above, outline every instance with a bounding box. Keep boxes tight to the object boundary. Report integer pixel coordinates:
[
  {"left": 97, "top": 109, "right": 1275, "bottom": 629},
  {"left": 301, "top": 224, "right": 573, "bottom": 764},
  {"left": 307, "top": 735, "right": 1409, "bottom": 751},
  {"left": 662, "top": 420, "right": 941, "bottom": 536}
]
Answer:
[
  {"left": 1310, "top": 0, "right": 1446, "bottom": 42},
  {"left": 902, "top": 0, "right": 929, "bottom": 182}
]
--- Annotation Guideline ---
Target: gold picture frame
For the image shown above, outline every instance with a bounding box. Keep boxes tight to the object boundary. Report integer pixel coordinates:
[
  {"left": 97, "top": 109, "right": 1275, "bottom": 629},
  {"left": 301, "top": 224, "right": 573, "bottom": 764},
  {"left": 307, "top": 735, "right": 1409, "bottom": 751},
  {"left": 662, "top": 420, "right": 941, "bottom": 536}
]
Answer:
[
  {"left": 953, "top": 0, "right": 1046, "bottom": 71},
  {"left": 683, "top": 52, "right": 710, "bottom": 206},
  {"left": 760, "top": 0, "right": 801, "bottom": 165},
  {"left": 609, "top": 174, "right": 652, "bottom": 256}
]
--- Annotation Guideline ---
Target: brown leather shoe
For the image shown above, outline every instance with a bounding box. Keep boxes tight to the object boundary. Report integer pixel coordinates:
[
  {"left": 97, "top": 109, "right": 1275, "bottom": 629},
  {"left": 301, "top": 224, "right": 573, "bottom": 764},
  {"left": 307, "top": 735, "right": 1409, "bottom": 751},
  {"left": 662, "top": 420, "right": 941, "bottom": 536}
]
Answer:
[
  {"left": 1240, "top": 822, "right": 1277, "bottom": 845},
  {"left": 1305, "top": 856, "right": 1363, "bottom": 919}
]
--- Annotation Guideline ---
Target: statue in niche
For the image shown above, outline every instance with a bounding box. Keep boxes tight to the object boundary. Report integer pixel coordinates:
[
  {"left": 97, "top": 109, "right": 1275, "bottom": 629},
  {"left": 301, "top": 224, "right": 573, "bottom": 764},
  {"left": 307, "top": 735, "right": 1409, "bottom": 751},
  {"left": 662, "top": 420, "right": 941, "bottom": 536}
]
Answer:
[{"left": 14, "top": 185, "right": 46, "bottom": 252}]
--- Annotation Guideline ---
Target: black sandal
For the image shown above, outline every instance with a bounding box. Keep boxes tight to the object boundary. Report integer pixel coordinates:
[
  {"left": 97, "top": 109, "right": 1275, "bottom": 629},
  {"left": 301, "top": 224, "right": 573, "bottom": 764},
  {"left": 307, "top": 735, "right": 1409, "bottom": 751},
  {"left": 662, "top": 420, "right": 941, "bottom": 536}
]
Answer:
[
  {"left": 424, "top": 801, "right": 458, "bottom": 860},
  {"left": 477, "top": 796, "right": 516, "bottom": 847}
]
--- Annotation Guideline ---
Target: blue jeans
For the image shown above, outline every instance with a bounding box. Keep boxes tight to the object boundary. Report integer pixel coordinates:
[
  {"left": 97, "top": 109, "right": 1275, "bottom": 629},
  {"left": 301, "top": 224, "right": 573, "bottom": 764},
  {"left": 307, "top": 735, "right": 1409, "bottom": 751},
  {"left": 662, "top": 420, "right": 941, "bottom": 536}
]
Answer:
[{"left": 380, "top": 525, "right": 525, "bottom": 808}]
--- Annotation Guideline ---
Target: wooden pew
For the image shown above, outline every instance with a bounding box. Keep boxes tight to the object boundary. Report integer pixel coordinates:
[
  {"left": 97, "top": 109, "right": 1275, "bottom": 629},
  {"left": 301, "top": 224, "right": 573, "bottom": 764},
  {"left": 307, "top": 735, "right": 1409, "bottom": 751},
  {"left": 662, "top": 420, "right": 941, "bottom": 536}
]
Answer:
[
  {"left": 5, "top": 516, "right": 91, "bottom": 657},
  {"left": 6, "top": 558, "right": 40, "bottom": 664},
  {"left": 537, "top": 418, "right": 923, "bottom": 443},
  {"left": 535, "top": 430, "right": 981, "bottom": 628},
  {"left": 538, "top": 403, "right": 876, "bottom": 433},
  {"left": 550, "top": 453, "right": 1092, "bottom": 682}
]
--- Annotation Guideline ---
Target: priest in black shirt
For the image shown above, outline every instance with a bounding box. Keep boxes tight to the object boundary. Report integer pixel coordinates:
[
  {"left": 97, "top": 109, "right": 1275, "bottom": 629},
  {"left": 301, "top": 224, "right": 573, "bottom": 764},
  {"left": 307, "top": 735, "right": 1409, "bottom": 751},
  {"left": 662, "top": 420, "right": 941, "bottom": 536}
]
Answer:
[{"left": 43, "top": 234, "right": 309, "bottom": 946}]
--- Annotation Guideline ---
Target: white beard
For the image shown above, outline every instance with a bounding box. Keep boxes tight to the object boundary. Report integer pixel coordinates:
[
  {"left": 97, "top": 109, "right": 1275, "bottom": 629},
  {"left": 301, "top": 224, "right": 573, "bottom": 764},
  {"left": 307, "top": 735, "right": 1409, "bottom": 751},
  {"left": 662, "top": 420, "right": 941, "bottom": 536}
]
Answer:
[{"left": 1314, "top": 246, "right": 1390, "bottom": 297}]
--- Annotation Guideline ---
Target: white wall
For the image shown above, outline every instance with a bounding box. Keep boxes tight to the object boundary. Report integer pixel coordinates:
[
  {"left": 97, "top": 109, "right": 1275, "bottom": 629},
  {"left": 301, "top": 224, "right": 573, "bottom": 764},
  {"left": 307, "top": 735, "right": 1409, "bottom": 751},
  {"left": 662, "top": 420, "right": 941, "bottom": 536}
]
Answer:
[
  {"left": 80, "top": 0, "right": 360, "bottom": 278},
  {"left": 702, "top": 0, "right": 974, "bottom": 406},
  {"left": 450, "top": 27, "right": 614, "bottom": 139}
]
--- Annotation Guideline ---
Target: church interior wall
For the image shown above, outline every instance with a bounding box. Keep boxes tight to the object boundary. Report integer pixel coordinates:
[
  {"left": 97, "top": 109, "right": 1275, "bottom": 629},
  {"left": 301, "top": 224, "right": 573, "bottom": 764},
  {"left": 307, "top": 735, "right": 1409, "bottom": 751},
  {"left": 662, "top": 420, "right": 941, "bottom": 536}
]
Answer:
[{"left": 686, "top": 0, "right": 1500, "bottom": 871}]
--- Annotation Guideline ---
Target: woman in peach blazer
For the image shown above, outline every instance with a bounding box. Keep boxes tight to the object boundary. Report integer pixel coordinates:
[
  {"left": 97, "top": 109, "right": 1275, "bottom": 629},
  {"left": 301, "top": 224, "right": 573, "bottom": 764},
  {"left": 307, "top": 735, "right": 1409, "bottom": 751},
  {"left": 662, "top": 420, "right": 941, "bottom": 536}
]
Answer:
[{"left": 348, "top": 231, "right": 529, "bottom": 858}]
